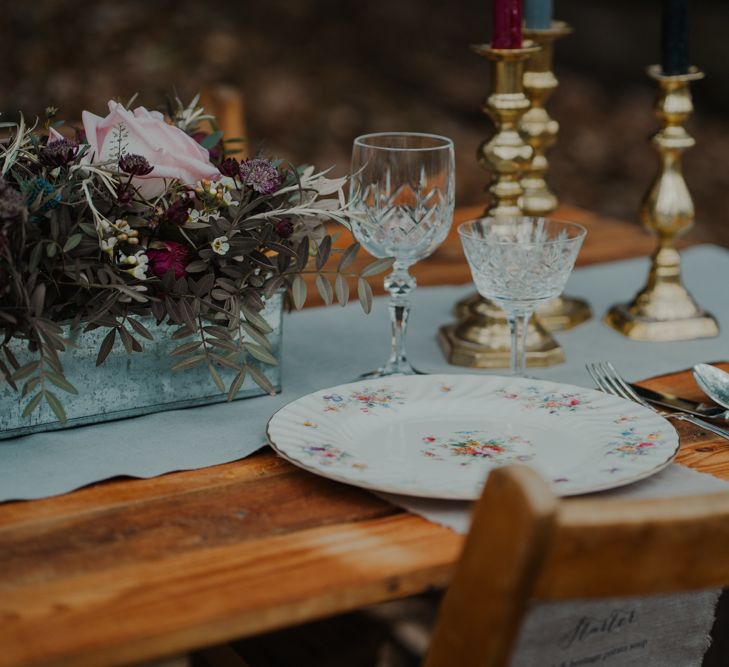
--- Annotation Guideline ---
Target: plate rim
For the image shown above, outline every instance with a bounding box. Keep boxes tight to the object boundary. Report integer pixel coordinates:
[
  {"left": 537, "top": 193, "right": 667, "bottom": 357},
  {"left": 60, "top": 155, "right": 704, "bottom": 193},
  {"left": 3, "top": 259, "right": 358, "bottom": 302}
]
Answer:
[{"left": 265, "top": 373, "right": 680, "bottom": 499}]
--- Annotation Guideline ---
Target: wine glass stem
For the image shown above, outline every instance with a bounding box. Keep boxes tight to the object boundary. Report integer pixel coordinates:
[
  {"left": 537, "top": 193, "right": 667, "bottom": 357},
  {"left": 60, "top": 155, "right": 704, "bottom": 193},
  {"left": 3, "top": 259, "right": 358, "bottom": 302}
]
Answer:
[
  {"left": 506, "top": 310, "right": 532, "bottom": 376},
  {"left": 384, "top": 262, "right": 416, "bottom": 374}
]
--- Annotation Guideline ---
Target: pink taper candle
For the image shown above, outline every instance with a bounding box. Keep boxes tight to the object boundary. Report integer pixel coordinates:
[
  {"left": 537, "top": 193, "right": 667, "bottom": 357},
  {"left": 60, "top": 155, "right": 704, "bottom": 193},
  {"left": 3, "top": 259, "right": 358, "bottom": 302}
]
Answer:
[{"left": 492, "top": 0, "right": 523, "bottom": 49}]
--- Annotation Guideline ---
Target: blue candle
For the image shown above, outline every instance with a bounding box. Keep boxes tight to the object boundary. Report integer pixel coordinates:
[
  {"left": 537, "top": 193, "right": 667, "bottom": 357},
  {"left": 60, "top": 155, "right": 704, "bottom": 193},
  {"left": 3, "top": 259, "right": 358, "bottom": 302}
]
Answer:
[
  {"left": 524, "top": 0, "right": 553, "bottom": 30},
  {"left": 661, "top": 0, "right": 689, "bottom": 75}
]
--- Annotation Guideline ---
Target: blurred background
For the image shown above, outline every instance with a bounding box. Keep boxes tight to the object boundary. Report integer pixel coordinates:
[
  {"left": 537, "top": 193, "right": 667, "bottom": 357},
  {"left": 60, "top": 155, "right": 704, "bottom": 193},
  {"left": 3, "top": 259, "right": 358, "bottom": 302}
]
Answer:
[{"left": 1, "top": 0, "right": 728, "bottom": 244}]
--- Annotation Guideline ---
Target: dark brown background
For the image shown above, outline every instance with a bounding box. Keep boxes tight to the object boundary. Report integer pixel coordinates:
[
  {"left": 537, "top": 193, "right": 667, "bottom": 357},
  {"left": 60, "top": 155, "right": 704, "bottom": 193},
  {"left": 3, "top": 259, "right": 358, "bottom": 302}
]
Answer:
[{"left": 1, "top": 0, "right": 728, "bottom": 244}]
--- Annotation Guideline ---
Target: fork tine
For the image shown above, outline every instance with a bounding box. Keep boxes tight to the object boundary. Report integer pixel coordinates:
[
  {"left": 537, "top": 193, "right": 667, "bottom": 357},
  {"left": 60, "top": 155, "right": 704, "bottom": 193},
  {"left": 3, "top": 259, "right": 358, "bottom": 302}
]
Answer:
[
  {"left": 604, "top": 362, "right": 653, "bottom": 409},
  {"left": 596, "top": 362, "right": 634, "bottom": 401},
  {"left": 586, "top": 363, "right": 614, "bottom": 395}
]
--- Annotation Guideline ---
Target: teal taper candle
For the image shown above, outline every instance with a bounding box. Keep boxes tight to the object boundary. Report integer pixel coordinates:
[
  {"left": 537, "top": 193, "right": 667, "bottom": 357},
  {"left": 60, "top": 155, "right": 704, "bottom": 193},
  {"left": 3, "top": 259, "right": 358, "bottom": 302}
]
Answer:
[{"left": 524, "top": 0, "right": 553, "bottom": 29}]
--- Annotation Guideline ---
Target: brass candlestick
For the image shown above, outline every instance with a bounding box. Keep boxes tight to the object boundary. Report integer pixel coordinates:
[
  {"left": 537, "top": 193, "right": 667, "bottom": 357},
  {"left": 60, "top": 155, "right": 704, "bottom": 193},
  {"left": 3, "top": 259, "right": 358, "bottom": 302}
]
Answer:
[
  {"left": 605, "top": 66, "right": 718, "bottom": 341},
  {"left": 522, "top": 20, "right": 591, "bottom": 331},
  {"left": 438, "top": 42, "right": 565, "bottom": 368}
]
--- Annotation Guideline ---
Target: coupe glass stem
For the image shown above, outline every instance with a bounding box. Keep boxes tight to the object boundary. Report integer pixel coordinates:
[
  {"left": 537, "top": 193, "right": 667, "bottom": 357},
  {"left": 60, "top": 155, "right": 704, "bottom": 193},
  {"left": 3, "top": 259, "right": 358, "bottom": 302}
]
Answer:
[
  {"left": 383, "top": 260, "right": 417, "bottom": 375},
  {"left": 505, "top": 308, "right": 532, "bottom": 376}
]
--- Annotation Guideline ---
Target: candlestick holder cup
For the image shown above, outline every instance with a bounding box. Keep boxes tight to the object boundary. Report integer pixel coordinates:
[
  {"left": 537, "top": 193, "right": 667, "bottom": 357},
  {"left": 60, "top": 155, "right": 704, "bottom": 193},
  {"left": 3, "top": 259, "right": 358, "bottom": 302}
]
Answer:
[
  {"left": 604, "top": 66, "right": 718, "bottom": 341},
  {"left": 438, "top": 42, "right": 566, "bottom": 368}
]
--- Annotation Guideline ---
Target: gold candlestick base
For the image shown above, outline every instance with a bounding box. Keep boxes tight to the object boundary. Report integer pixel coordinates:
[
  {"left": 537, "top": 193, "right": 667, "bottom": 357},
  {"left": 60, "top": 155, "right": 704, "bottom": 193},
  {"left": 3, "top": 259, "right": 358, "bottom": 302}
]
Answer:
[
  {"left": 438, "top": 41, "right": 564, "bottom": 369},
  {"left": 604, "top": 66, "right": 718, "bottom": 342},
  {"left": 438, "top": 299, "right": 564, "bottom": 368}
]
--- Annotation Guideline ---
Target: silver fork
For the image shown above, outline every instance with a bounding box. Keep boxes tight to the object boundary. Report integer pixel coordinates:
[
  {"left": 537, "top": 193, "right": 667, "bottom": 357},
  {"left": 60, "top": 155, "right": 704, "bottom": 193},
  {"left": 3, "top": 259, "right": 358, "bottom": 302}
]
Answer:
[{"left": 586, "top": 361, "right": 729, "bottom": 442}]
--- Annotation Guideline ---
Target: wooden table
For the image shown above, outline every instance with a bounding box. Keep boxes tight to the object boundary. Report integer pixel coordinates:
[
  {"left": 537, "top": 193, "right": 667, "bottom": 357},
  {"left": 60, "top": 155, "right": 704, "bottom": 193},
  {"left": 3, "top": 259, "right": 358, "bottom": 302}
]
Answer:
[{"left": 1, "top": 208, "right": 725, "bottom": 667}]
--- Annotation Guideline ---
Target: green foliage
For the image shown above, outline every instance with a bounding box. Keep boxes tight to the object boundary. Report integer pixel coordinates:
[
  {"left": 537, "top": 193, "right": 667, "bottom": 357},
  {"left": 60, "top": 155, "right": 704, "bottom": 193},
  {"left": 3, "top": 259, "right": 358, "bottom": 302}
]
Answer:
[{"left": 0, "top": 97, "right": 393, "bottom": 421}]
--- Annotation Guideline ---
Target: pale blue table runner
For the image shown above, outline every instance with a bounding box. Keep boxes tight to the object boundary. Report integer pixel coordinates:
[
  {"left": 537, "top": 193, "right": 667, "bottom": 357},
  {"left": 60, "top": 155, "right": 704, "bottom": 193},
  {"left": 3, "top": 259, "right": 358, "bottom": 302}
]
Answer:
[{"left": 1, "top": 244, "right": 727, "bottom": 502}]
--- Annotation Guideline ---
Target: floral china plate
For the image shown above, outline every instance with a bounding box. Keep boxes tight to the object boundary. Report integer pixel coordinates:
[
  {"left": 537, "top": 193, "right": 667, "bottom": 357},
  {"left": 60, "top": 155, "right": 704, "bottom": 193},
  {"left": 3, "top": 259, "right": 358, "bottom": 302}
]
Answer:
[{"left": 266, "top": 374, "right": 679, "bottom": 499}]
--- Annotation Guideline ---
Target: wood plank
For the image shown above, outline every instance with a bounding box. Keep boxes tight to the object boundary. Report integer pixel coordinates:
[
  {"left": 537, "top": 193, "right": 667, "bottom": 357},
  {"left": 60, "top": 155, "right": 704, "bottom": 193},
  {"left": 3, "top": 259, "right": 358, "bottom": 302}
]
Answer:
[{"left": 0, "top": 514, "right": 460, "bottom": 667}]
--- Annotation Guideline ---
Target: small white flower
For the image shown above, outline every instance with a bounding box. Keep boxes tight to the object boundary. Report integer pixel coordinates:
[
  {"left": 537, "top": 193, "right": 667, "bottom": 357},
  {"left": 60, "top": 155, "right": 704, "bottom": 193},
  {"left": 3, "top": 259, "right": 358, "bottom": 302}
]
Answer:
[
  {"left": 211, "top": 236, "right": 230, "bottom": 255},
  {"left": 119, "top": 250, "right": 149, "bottom": 280},
  {"left": 100, "top": 237, "right": 118, "bottom": 255},
  {"left": 218, "top": 176, "right": 236, "bottom": 190}
]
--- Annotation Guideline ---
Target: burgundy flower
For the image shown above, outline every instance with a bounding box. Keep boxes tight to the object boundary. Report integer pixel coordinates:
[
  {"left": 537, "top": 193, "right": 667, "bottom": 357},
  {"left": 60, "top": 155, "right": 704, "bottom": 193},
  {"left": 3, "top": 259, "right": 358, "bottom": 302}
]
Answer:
[
  {"left": 119, "top": 153, "right": 154, "bottom": 176},
  {"left": 162, "top": 197, "right": 194, "bottom": 226},
  {"left": 239, "top": 158, "right": 282, "bottom": 195},
  {"left": 219, "top": 157, "right": 240, "bottom": 178},
  {"left": 39, "top": 138, "right": 79, "bottom": 168},
  {"left": 275, "top": 218, "right": 294, "bottom": 239},
  {"left": 146, "top": 241, "right": 189, "bottom": 280}
]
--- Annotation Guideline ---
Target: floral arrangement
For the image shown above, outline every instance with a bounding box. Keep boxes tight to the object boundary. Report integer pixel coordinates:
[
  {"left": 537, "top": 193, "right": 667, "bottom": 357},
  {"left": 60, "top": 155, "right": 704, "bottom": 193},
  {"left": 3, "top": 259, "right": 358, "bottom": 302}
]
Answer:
[{"left": 0, "top": 95, "right": 390, "bottom": 422}]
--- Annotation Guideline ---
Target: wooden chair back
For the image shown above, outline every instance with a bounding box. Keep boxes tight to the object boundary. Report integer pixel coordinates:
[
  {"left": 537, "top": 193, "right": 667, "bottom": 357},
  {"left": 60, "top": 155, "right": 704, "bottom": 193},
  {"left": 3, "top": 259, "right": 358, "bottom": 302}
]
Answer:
[{"left": 423, "top": 465, "right": 729, "bottom": 667}]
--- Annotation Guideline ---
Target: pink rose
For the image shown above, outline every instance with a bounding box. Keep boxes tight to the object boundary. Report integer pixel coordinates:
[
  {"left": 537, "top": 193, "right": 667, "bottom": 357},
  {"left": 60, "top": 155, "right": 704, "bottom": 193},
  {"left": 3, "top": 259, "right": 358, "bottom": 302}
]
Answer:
[{"left": 82, "top": 101, "right": 220, "bottom": 199}]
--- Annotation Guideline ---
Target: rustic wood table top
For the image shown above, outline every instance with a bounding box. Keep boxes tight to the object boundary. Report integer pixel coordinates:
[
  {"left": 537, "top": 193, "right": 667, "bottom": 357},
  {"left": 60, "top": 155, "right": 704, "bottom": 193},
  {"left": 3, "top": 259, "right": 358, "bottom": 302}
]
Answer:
[{"left": 0, "top": 207, "right": 725, "bottom": 667}]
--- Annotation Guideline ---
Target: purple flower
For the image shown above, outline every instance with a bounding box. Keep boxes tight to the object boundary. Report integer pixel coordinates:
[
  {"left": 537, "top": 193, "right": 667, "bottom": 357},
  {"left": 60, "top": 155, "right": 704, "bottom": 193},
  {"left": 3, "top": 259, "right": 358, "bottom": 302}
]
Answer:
[
  {"left": 39, "top": 138, "right": 79, "bottom": 168},
  {"left": 119, "top": 154, "right": 154, "bottom": 176},
  {"left": 275, "top": 218, "right": 294, "bottom": 239},
  {"left": 239, "top": 158, "right": 282, "bottom": 195},
  {"left": 146, "top": 241, "right": 189, "bottom": 279},
  {"left": 162, "top": 197, "right": 194, "bottom": 226},
  {"left": 218, "top": 157, "right": 240, "bottom": 178},
  {"left": 0, "top": 181, "right": 25, "bottom": 219}
]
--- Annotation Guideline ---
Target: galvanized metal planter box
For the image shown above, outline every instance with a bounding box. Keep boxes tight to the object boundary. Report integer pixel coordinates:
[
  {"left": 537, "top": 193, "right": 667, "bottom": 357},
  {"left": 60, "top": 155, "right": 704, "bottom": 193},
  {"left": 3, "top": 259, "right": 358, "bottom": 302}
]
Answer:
[{"left": 0, "top": 292, "right": 283, "bottom": 440}]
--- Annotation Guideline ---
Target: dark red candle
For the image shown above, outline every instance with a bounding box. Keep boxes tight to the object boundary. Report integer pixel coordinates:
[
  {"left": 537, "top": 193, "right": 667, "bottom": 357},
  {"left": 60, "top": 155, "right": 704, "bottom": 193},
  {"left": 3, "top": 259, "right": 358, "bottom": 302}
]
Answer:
[{"left": 492, "top": 0, "right": 523, "bottom": 49}]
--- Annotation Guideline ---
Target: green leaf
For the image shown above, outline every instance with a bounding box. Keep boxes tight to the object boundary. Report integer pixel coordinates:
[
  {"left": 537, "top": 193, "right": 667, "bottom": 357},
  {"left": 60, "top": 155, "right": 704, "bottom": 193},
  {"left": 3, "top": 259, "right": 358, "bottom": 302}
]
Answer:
[
  {"left": 315, "top": 273, "right": 333, "bottom": 306},
  {"left": 337, "top": 242, "right": 360, "bottom": 272},
  {"left": 128, "top": 318, "right": 154, "bottom": 341},
  {"left": 170, "top": 340, "right": 203, "bottom": 357},
  {"left": 46, "top": 243, "right": 57, "bottom": 258},
  {"left": 43, "top": 389, "right": 67, "bottom": 423},
  {"left": 358, "top": 278, "right": 373, "bottom": 314},
  {"left": 199, "top": 130, "right": 223, "bottom": 150},
  {"left": 335, "top": 273, "right": 349, "bottom": 306},
  {"left": 240, "top": 322, "right": 272, "bottom": 350},
  {"left": 21, "top": 392, "right": 43, "bottom": 419},
  {"left": 241, "top": 304, "right": 273, "bottom": 334},
  {"left": 21, "top": 377, "right": 40, "bottom": 398},
  {"left": 29, "top": 243, "right": 43, "bottom": 271},
  {"left": 96, "top": 329, "right": 116, "bottom": 366},
  {"left": 246, "top": 343, "right": 279, "bottom": 366},
  {"left": 63, "top": 234, "right": 83, "bottom": 253},
  {"left": 248, "top": 364, "right": 277, "bottom": 395},
  {"left": 291, "top": 275, "right": 307, "bottom": 310},
  {"left": 171, "top": 354, "right": 205, "bottom": 372},
  {"left": 10, "top": 362, "right": 39, "bottom": 383},
  {"left": 360, "top": 257, "right": 395, "bottom": 278},
  {"left": 118, "top": 326, "right": 135, "bottom": 354},
  {"left": 208, "top": 363, "right": 225, "bottom": 392},
  {"left": 315, "top": 236, "right": 332, "bottom": 271},
  {"left": 227, "top": 369, "right": 247, "bottom": 402},
  {"left": 46, "top": 372, "right": 79, "bottom": 395}
]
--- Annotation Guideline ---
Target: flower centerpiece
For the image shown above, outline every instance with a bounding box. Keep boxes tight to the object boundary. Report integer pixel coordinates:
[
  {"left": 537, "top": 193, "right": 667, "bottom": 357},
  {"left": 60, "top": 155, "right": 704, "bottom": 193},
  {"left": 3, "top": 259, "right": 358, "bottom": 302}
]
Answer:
[{"left": 0, "top": 95, "right": 389, "bottom": 434}]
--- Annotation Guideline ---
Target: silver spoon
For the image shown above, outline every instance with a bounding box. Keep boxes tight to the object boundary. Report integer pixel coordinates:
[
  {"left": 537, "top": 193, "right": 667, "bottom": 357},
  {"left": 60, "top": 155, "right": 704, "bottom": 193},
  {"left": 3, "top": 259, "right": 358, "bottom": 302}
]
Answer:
[{"left": 693, "top": 364, "right": 729, "bottom": 411}]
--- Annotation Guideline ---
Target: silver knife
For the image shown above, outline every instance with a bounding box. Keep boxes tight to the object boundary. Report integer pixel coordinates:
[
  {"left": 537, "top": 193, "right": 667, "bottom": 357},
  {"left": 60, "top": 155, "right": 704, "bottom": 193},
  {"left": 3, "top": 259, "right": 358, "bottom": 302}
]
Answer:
[{"left": 629, "top": 383, "right": 728, "bottom": 420}]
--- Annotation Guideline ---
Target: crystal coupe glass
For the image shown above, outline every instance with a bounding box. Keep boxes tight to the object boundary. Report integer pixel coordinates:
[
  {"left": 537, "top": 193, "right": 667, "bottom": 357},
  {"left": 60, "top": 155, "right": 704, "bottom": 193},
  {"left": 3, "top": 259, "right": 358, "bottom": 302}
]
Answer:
[
  {"left": 459, "top": 217, "right": 586, "bottom": 376},
  {"left": 350, "top": 132, "right": 455, "bottom": 377}
]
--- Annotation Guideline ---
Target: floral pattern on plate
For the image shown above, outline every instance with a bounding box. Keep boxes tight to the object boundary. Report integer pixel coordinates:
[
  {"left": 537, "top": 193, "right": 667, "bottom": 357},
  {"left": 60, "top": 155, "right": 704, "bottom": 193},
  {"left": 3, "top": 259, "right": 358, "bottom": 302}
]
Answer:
[
  {"left": 496, "top": 386, "right": 593, "bottom": 414},
  {"left": 322, "top": 386, "right": 405, "bottom": 414},
  {"left": 421, "top": 431, "right": 535, "bottom": 466},
  {"left": 606, "top": 427, "right": 666, "bottom": 459},
  {"left": 298, "top": 443, "right": 367, "bottom": 470}
]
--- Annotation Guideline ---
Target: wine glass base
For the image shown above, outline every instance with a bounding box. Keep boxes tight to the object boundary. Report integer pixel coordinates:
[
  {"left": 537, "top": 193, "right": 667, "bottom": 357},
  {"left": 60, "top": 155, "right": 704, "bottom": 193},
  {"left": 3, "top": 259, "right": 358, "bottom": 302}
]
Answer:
[{"left": 358, "top": 364, "right": 425, "bottom": 380}]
